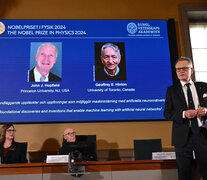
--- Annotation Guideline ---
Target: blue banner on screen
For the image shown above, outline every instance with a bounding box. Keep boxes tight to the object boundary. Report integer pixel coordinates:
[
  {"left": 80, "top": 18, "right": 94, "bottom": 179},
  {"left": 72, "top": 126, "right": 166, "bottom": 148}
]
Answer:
[{"left": 0, "top": 20, "right": 172, "bottom": 123}]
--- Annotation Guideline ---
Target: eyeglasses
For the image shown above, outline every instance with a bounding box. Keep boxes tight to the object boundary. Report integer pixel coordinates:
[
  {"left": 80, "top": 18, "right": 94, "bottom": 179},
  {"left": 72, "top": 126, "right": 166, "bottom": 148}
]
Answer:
[
  {"left": 63, "top": 132, "right": 76, "bottom": 136},
  {"left": 175, "top": 67, "right": 191, "bottom": 72},
  {"left": 6, "top": 129, "right": 16, "bottom": 133}
]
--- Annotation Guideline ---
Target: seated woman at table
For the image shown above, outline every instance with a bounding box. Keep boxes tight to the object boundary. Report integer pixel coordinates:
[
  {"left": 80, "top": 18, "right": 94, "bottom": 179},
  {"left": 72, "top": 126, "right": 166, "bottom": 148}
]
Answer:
[{"left": 0, "top": 123, "right": 28, "bottom": 164}]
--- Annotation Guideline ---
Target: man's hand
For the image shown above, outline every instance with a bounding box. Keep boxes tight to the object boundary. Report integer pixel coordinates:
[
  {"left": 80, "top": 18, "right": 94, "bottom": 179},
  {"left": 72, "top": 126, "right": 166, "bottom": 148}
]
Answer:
[
  {"left": 197, "top": 107, "right": 207, "bottom": 117},
  {"left": 185, "top": 109, "right": 197, "bottom": 119}
]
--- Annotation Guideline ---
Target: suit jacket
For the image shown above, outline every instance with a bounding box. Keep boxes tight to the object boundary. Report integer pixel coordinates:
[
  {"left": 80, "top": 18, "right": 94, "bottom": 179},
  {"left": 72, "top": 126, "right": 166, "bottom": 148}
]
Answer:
[
  {"left": 29, "top": 68, "right": 61, "bottom": 82},
  {"left": 164, "top": 82, "right": 207, "bottom": 147},
  {"left": 0, "top": 141, "right": 28, "bottom": 164}
]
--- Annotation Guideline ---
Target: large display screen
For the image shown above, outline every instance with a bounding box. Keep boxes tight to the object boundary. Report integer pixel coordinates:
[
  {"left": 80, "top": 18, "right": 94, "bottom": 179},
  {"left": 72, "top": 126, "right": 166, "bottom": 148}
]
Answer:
[{"left": 0, "top": 20, "right": 173, "bottom": 123}]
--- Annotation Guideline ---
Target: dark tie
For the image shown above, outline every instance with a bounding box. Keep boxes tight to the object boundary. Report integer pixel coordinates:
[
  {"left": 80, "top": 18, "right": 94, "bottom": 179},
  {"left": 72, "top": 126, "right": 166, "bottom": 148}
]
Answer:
[{"left": 185, "top": 83, "right": 199, "bottom": 134}]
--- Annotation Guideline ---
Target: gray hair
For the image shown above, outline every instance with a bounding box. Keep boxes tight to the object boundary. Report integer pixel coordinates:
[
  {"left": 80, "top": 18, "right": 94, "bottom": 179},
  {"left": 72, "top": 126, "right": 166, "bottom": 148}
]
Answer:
[
  {"left": 175, "top": 56, "right": 193, "bottom": 68},
  {"left": 36, "top": 42, "right": 58, "bottom": 57},
  {"left": 101, "top": 43, "right": 121, "bottom": 58}
]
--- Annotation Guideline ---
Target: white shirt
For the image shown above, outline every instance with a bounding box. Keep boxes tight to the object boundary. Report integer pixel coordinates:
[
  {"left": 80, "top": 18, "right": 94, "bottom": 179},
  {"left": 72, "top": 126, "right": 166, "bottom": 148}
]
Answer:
[
  {"left": 180, "top": 80, "right": 203, "bottom": 127},
  {"left": 34, "top": 67, "right": 49, "bottom": 82}
]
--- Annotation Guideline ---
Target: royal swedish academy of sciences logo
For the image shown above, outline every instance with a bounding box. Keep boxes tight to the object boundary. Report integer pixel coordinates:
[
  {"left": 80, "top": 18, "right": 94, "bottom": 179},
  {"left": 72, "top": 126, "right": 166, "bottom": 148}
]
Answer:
[{"left": 127, "top": 22, "right": 137, "bottom": 34}]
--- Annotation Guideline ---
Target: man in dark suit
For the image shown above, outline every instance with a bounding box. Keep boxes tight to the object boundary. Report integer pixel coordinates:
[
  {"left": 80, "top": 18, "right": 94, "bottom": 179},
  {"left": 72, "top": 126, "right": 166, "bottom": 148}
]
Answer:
[
  {"left": 164, "top": 56, "right": 207, "bottom": 180},
  {"left": 29, "top": 42, "right": 61, "bottom": 82}
]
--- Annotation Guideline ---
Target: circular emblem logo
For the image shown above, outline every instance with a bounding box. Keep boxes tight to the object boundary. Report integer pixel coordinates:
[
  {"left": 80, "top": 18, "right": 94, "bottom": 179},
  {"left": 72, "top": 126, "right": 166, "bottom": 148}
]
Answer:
[
  {"left": 127, "top": 22, "right": 137, "bottom": 34},
  {"left": 0, "top": 22, "right": 5, "bottom": 35}
]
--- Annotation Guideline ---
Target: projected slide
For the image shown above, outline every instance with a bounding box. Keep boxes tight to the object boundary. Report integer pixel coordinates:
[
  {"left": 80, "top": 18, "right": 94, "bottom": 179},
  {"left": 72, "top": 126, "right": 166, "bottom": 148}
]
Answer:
[{"left": 0, "top": 20, "right": 172, "bottom": 123}]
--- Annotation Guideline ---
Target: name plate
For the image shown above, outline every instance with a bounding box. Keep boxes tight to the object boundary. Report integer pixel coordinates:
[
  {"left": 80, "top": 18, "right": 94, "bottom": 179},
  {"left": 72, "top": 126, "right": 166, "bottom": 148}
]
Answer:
[
  {"left": 46, "top": 155, "right": 69, "bottom": 163},
  {"left": 152, "top": 152, "right": 176, "bottom": 160}
]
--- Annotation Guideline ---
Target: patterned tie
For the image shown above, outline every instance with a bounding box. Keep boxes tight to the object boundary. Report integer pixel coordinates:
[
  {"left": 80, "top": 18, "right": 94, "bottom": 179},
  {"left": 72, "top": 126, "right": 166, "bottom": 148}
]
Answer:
[
  {"left": 40, "top": 76, "right": 46, "bottom": 82},
  {"left": 185, "top": 83, "right": 199, "bottom": 134}
]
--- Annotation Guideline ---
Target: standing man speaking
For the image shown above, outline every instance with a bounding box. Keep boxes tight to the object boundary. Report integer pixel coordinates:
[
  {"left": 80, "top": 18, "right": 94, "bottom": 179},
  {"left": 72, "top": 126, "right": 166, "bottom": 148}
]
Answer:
[{"left": 164, "top": 56, "right": 207, "bottom": 180}]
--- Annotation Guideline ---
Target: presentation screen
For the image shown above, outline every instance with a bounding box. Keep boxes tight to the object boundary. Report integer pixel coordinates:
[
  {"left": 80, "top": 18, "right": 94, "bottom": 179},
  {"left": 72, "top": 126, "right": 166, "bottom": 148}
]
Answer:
[{"left": 0, "top": 19, "right": 172, "bottom": 123}]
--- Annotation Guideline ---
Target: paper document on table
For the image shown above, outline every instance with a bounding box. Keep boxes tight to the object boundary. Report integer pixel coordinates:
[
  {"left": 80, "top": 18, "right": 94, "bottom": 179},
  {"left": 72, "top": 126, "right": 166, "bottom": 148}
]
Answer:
[
  {"left": 152, "top": 152, "right": 176, "bottom": 160},
  {"left": 46, "top": 155, "right": 68, "bottom": 163}
]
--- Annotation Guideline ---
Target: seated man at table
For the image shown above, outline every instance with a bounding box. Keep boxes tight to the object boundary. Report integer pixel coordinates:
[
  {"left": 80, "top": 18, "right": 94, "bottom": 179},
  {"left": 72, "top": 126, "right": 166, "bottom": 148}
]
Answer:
[
  {"left": 58, "top": 128, "right": 97, "bottom": 161},
  {"left": 59, "top": 128, "right": 76, "bottom": 154}
]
